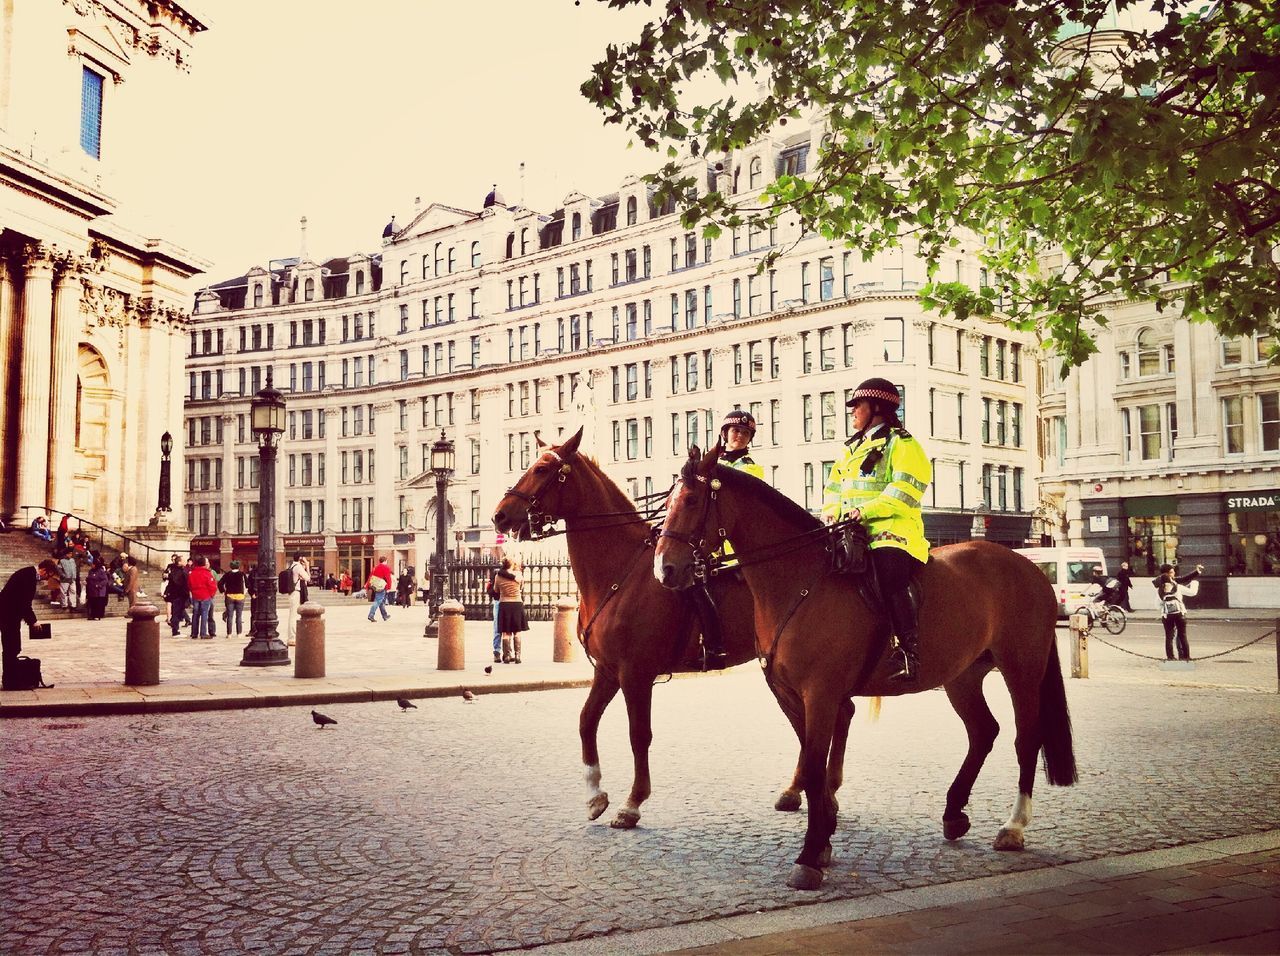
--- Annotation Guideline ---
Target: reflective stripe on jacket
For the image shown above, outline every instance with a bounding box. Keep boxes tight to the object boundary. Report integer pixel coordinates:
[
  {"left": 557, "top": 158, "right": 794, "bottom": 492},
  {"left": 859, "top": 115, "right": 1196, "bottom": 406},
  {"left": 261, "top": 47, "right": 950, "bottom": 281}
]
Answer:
[
  {"left": 719, "top": 453, "right": 764, "bottom": 558},
  {"left": 822, "top": 429, "right": 932, "bottom": 563}
]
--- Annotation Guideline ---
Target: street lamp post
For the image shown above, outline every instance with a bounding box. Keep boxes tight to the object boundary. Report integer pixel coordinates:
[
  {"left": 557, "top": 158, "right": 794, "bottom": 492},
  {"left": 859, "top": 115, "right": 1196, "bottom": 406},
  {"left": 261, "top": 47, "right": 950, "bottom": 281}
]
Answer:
[
  {"left": 241, "top": 369, "right": 290, "bottom": 667},
  {"left": 423, "top": 430, "right": 455, "bottom": 639},
  {"left": 157, "top": 431, "right": 173, "bottom": 513}
]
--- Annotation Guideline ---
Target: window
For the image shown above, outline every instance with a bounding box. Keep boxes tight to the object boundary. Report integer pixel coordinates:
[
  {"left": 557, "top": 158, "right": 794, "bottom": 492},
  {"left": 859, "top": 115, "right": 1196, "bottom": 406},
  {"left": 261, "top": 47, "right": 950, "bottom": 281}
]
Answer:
[
  {"left": 626, "top": 196, "right": 637, "bottom": 226},
  {"left": 820, "top": 392, "right": 837, "bottom": 440},
  {"left": 1261, "top": 392, "right": 1280, "bottom": 452},
  {"left": 1139, "top": 404, "right": 1162, "bottom": 459},
  {"left": 1136, "top": 328, "right": 1160, "bottom": 375},
  {"left": 1222, "top": 337, "right": 1243, "bottom": 366},
  {"left": 80, "top": 66, "right": 105, "bottom": 159},
  {"left": 979, "top": 336, "right": 990, "bottom": 376},
  {"left": 252, "top": 284, "right": 263, "bottom": 309},
  {"left": 304, "top": 278, "right": 315, "bottom": 302},
  {"left": 819, "top": 258, "right": 834, "bottom": 301},
  {"left": 571, "top": 212, "right": 582, "bottom": 241},
  {"left": 749, "top": 156, "right": 762, "bottom": 188},
  {"left": 883, "top": 317, "right": 905, "bottom": 362},
  {"left": 1223, "top": 395, "right": 1244, "bottom": 453},
  {"left": 471, "top": 241, "right": 481, "bottom": 268}
]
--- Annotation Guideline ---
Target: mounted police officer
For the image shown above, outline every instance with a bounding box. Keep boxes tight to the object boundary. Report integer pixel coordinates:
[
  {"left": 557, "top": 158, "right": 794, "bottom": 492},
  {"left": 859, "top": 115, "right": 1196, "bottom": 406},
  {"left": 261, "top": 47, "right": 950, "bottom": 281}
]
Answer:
[
  {"left": 822, "top": 378, "right": 932, "bottom": 682},
  {"left": 700, "top": 410, "right": 764, "bottom": 669}
]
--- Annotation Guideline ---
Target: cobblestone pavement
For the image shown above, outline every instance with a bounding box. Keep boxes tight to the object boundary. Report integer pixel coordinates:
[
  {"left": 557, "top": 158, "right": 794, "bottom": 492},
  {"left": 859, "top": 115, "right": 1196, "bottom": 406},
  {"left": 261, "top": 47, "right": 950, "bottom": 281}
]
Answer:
[{"left": 2, "top": 634, "right": 1278, "bottom": 955}]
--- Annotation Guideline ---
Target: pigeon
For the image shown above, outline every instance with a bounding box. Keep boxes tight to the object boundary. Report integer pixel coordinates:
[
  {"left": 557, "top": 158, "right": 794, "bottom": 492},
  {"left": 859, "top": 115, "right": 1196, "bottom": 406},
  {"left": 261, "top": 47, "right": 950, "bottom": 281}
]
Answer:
[
  {"left": 396, "top": 698, "right": 417, "bottom": 712},
  {"left": 462, "top": 689, "right": 476, "bottom": 703},
  {"left": 311, "top": 709, "right": 337, "bottom": 728},
  {"left": 484, "top": 665, "right": 493, "bottom": 675}
]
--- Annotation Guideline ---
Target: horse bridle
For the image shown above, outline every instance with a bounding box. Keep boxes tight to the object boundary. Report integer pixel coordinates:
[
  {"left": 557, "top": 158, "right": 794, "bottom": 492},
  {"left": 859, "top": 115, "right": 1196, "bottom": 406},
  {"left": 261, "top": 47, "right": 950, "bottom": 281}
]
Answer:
[
  {"left": 503, "top": 450, "right": 574, "bottom": 539},
  {"left": 658, "top": 472, "right": 727, "bottom": 584}
]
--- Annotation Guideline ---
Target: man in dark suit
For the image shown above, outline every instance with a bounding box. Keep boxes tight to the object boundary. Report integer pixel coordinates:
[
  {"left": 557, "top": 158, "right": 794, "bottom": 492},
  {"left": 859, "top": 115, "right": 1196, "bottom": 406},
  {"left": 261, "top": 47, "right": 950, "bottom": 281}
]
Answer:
[{"left": 1, "top": 560, "right": 60, "bottom": 689}]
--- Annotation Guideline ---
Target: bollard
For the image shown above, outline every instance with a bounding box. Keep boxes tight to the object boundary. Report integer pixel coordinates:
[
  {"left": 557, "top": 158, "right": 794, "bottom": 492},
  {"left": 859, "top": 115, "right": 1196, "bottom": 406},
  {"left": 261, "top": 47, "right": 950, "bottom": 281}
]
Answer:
[
  {"left": 437, "top": 599, "right": 465, "bottom": 671},
  {"left": 1275, "top": 617, "right": 1279, "bottom": 695},
  {"left": 1068, "top": 613, "right": 1089, "bottom": 678},
  {"left": 553, "top": 597, "right": 578, "bottom": 663},
  {"left": 124, "top": 603, "right": 161, "bottom": 686},
  {"left": 294, "top": 604, "right": 326, "bottom": 679}
]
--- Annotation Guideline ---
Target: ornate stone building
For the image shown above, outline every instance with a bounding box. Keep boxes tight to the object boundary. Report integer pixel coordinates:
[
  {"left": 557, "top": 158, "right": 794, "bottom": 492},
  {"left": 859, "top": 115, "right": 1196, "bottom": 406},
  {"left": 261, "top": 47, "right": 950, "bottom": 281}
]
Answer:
[
  {"left": 0, "top": 0, "right": 208, "bottom": 538},
  {"left": 185, "top": 119, "right": 1040, "bottom": 582}
]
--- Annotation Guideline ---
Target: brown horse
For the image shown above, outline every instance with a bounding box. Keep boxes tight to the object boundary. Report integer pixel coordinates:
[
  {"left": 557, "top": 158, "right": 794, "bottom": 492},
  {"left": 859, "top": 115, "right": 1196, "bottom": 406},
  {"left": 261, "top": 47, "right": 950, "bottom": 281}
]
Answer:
[
  {"left": 492, "top": 427, "right": 855, "bottom": 830},
  {"left": 655, "top": 445, "right": 1077, "bottom": 890}
]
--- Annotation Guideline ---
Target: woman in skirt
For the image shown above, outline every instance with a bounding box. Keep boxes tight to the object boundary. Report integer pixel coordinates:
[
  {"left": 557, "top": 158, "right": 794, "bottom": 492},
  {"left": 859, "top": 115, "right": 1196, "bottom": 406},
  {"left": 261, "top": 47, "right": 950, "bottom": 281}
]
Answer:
[{"left": 494, "top": 558, "right": 528, "bottom": 663}]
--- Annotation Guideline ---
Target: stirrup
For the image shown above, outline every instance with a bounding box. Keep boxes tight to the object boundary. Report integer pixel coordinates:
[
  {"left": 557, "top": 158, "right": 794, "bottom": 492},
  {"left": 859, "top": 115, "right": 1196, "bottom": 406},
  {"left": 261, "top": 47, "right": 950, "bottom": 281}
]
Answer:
[{"left": 886, "top": 648, "right": 918, "bottom": 683}]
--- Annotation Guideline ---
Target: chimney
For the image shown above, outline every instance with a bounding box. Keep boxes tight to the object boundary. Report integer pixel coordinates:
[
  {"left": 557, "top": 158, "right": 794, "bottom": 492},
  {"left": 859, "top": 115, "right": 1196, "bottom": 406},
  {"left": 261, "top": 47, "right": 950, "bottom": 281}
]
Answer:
[{"left": 299, "top": 215, "right": 309, "bottom": 262}]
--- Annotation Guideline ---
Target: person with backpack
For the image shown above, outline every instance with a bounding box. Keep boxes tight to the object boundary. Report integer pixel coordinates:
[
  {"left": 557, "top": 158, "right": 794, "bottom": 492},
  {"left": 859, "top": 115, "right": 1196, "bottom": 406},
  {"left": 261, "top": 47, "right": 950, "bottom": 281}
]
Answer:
[
  {"left": 279, "top": 555, "right": 309, "bottom": 646},
  {"left": 164, "top": 556, "right": 190, "bottom": 636},
  {"left": 218, "top": 560, "right": 249, "bottom": 637},
  {"left": 365, "top": 556, "right": 393, "bottom": 623}
]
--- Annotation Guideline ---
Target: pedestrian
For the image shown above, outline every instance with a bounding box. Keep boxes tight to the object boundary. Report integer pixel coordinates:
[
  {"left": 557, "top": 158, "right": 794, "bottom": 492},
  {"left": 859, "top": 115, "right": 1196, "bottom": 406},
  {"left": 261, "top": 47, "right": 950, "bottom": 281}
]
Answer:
[
  {"left": 283, "top": 554, "right": 309, "bottom": 646},
  {"left": 486, "top": 564, "right": 502, "bottom": 663},
  {"left": 339, "top": 568, "right": 352, "bottom": 596},
  {"left": 365, "top": 555, "right": 393, "bottom": 623},
  {"left": 218, "top": 560, "right": 248, "bottom": 637},
  {"left": 823, "top": 377, "right": 932, "bottom": 682},
  {"left": 1, "top": 560, "right": 60, "bottom": 690},
  {"left": 1155, "top": 563, "right": 1203, "bottom": 661},
  {"left": 187, "top": 556, "right": 217, "bottom": 639},
  {"left": 162, "top": 556, "right": 189, "bottom": 636},
  {"left": 55, "top": 513, "right": 70, "bottom": 553},
  {"left": 1115, "top": 561, "right": 1135, "bottom": 612},
  {"left": 84, "top": 562, "right": 109, "bottom": 620},
  {"left": 494, "top": 558, "right": 528, "bottom": 663},
  {"left": 56, "top": 549, "right": 78, "bottom": 610},
  {"left": 122, "top": 556, "right": 141, "bottom": 607}
]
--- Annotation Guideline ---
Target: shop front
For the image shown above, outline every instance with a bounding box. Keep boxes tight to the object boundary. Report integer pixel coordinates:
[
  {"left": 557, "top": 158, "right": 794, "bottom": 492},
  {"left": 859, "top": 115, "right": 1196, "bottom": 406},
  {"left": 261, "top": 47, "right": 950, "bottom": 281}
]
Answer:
[
  {"left": 1225, "top": 489, "right": 1280, "bottom": 607},
  {"left": 189, "top": 536, "right": 222, "bottom": 571},
  {"left": 281, "top": 534, "right": 327, "bottom": 585},
  {"left": 229, "top": 536, "right": 260, "bottom": 572},
  {"left": 337, "top": 534, "right": 376, "bottom": 589}
]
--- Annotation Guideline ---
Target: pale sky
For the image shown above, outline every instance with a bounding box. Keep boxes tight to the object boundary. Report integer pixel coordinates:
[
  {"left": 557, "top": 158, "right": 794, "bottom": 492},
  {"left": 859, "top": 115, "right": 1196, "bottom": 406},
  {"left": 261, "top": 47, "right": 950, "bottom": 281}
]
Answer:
[{"left": 137, "top": 0, "right": 664, "bottom": 284}]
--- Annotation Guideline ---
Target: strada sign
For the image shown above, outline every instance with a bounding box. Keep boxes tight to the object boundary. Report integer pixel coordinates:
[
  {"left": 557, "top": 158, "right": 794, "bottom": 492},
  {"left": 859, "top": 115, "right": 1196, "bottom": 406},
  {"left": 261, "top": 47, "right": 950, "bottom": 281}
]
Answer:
[{"left": 1225, "top": 491, "right": 1280, "bottom": 512}]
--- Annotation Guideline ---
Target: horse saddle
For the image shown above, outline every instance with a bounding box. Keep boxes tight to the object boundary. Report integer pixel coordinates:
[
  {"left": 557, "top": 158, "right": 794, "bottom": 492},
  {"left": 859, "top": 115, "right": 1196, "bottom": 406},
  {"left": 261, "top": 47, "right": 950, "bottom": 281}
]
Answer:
[{"left": 829, "top": 523, "right": 925, "bottom": 641}]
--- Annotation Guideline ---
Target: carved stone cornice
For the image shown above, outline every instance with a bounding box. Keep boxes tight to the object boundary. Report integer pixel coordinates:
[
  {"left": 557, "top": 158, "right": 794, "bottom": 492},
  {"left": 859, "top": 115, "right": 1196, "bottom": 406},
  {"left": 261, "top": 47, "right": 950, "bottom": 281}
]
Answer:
[
  {"left": 80, "top": 281, "right": 134, "bottom": 330},
  {"left": 964, "top": 330, "right": 986, "bottom": 343}
]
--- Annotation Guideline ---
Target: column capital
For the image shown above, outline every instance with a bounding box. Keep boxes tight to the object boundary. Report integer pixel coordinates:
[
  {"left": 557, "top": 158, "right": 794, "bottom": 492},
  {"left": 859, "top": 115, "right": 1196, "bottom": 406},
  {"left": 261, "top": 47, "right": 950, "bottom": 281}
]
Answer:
[{"left": 18, "top": 241, "right": 57, "bottom": 276}]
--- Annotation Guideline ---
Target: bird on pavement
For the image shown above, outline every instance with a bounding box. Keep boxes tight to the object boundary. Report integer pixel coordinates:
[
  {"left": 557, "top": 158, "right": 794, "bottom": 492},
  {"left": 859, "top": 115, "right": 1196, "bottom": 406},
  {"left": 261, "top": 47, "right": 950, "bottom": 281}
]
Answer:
[
  {"left": 462, "top": 689, "right": 476, "bottom": 702},
  {"left": 311, "top": 710, "right": 337, "bottom": 728},
  {"left": 396, "top": 698, "right": 417, "bottom": 711},
  {"left": 484, "top": 665, "right": 493, "bottom": 675}
]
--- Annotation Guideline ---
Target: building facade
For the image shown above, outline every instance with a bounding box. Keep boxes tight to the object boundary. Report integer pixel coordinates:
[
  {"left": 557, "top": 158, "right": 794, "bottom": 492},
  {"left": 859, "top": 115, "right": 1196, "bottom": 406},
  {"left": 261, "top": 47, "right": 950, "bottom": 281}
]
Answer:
[
  {"left": 0, "top": 0, "right": 207, "bottom": 538},
  {"left": 185, "top": 122, "right": 1040, "bottom": 584},
  {"left": 1036, "top": 295, "right": 1278, "bottom": 607}
]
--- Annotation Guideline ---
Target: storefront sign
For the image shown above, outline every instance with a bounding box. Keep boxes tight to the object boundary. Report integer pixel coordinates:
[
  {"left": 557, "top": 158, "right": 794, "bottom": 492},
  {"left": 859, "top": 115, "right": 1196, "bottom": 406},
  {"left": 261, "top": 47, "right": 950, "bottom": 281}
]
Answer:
[
  {"left": 1225, "top": 490, "right": 1280, "bottom": 512},
  {"left": 336, "top": 534, "right": 374, "bottom": 545},
  {"left": 230, "top": 537, "right": 259, "bottom": 550},
  {"left": 1088, "top": 515, "right": 1110, "bottom": 533},
  {"left": 189, "top": 537, "right": 219, "bottom": 551},
  {"left": 282, "top": 535, "right": 326, "bottom": 547}
]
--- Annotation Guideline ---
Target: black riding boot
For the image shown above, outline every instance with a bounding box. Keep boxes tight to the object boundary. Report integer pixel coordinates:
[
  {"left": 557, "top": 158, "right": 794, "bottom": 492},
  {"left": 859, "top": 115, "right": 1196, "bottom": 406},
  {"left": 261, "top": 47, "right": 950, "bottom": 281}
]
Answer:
[
  {"left": 885, "top": 585, "right": 920, "bottom": 683},
  {"left": 696, "top": 585, "right": 727, "bottom": 670}
]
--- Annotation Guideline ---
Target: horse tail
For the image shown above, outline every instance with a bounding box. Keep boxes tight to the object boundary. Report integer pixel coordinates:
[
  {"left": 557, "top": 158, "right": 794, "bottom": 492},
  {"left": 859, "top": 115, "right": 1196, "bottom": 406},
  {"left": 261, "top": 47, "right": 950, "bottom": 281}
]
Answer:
[
  {"left": 1038, "top": 641, "right": 1078, "bottom": 786},
  {"left": 865, "top": 696, "right": 882, "bottom": 723}
]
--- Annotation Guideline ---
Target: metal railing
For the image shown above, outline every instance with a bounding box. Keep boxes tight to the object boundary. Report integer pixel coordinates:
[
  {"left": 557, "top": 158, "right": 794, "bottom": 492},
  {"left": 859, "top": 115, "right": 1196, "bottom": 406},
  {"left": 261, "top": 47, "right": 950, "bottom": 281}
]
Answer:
[
  {"left": 17, "top": 505, "right": 163, "bottom": 569},
  {"left": 447, "top": 556, "right": 576, "bottom": 621}
]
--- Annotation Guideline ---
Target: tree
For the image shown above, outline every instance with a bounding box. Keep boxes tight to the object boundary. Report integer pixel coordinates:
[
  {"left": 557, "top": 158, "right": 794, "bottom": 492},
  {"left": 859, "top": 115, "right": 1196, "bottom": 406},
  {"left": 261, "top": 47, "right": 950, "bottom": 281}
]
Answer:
[{"left": 583, "top": 0, "right": 1280, "bottom": 368}]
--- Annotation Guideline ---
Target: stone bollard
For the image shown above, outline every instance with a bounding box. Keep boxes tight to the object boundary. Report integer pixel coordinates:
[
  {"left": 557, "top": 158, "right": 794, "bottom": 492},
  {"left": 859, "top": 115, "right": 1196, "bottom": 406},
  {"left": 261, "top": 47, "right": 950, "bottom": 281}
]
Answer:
[
  {"left": 1068, "top": 613, "right": 1089, "bottom": 679},
  {"left": 437, "top": 599, "right": 465, "bottom": 671},
  {"left": 294, "top": 604, "right": 326, "bottom": 679},
  {"left": 553, "top": 597, "right": 578, "bottom": 663},
  {"left": 124, "top": 603, "right": 161, "bottom": 686}
]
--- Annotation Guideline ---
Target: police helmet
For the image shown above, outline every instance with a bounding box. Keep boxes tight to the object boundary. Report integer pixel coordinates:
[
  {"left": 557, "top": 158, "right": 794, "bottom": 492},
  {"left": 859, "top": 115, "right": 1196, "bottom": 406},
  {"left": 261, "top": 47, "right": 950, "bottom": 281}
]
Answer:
[{"left": 720, "top": 409, "right": 756, "bottom": 442}]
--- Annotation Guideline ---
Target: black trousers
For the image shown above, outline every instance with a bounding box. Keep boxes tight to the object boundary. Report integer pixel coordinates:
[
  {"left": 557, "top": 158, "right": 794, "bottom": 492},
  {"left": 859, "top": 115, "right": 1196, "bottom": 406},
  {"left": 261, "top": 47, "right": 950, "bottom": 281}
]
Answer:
[
  {"left": 168, "top": 596, "right": 188, "bottom": 634},
  {"left": 1163, "top": 614, "right": 1190, "bottom": 660},
  {"left": 871, "top": 546, "right": 924, "bottom": 637}
]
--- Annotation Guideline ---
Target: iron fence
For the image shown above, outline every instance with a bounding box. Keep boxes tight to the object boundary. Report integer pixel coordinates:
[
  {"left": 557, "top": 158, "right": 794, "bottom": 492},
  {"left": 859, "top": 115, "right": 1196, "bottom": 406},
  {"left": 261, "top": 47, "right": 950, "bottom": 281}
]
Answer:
[{"left": 447, "top": 556, "right": 576, "bottom": 621}]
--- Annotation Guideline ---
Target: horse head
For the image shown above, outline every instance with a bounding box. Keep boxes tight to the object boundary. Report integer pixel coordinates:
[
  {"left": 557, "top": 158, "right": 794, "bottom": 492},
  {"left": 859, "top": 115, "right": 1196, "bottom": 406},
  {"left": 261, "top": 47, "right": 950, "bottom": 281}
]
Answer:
[
  {"left": 492, "top": 426, "right": 584, "bottom": 541},
  {"left": 653, "top": 442, "right": 726, "bottom": 590}
]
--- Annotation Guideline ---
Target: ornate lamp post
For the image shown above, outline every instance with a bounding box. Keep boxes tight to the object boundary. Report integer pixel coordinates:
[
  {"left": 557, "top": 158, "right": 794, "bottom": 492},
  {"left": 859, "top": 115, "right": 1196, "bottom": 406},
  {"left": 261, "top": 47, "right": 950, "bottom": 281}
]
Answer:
[
  {"left": 241, "top": 369, "right": 290, "bottom": 667},
  {"left": 157, "top": 431, "right": 173, "bottom": 513},
  {"left": 423, "top": 430, "right": 455, "bottom": 638}
]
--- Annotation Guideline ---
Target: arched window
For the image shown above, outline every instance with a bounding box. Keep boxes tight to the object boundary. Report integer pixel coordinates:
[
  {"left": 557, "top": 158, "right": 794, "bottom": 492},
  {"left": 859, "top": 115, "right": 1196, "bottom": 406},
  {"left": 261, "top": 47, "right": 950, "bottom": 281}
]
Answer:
[
  {"left": 355, "top": 272, "right": 365, "bottom": 295},
  {"left": 749, "top": 156, "right": 763, "bottom": 189},
  {"left": 520, "top": 228, "right": 529, "bottom": 255},
  {"left": 625, "top": 196, "right": 637, "bottom": 226},
  {"left": 433, "top": 242, "right": 442, "bottom": 274},
  {"left": 1136, "top": 327, "right": 1159, "bottom": 375},
  {"left": 471, "top": 241, "right": 481, "bottom": 268},
  {"left": 303, "top": 277, "right": 315, "bottom": 302},
  {"left": 732, "top": 166, "right": 741, "bottom": 193},
  {"left": 571, "top": 212, "right": 582, "bottom": 241},
  {"left": 504, "top": 233, "right": 515, "bottom": 260},
  {"left": 447, "top": 247, "right": 456, "bottom": 273},
  {"left": 252, "top": 283, "right": 263, "bottom": 309}
]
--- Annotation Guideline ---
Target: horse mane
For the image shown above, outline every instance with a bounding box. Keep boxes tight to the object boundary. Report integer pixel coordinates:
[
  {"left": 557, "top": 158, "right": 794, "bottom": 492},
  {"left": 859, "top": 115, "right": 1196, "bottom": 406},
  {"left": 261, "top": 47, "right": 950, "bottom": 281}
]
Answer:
[
  {"left": 680, "top": 456, "right": 820, "bottom": 535},
  {"left": 570, "top": 450, "right": 641, "bottom": 516}
]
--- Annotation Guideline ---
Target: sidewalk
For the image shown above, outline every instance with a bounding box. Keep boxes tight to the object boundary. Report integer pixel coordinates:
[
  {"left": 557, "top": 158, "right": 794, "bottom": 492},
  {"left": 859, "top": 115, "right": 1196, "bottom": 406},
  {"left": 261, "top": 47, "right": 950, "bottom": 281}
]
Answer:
[
  {"left": 528, "top": 831, "right": 1280, "bottom": 955},
  {"left": 0, "top": 600, "right": 595, "bottom": 718}
]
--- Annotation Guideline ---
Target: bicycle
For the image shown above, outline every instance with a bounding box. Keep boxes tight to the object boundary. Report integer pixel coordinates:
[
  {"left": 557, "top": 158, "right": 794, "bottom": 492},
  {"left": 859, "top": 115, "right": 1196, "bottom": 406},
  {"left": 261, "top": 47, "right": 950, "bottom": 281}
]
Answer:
[{"left": 1074, "top": 601, "right": 1127, "bottom": 635}]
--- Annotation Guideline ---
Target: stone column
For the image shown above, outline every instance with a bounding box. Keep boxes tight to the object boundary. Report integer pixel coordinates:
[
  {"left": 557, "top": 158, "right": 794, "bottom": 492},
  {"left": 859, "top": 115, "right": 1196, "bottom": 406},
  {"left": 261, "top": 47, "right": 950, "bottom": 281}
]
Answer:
[
  {"left": 0, "top": 257, "right": 16, "bottom": 519},
  {"left": 47, "top": 259, "right": 84, "bottom": 511},
  {"left": 323, "top": 406, "right": 339, "bottom": 534},
  {"left": 15, "top": 245, "right": 54, "bottom": 512}
]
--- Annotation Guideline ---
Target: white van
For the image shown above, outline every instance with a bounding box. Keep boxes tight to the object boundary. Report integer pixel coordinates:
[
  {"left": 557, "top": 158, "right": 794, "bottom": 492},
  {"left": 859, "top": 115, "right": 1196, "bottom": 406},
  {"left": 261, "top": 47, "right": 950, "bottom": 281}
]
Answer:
[{"left": 1014, "top": 547, "right": 1107, "bottom": 618}]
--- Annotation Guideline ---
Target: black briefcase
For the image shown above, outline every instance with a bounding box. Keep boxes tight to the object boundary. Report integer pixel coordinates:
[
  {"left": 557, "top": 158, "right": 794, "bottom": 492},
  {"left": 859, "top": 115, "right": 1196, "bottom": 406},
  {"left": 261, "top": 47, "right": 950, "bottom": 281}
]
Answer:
[{"left": 29, "top": 623, "right": 51, "bottom": 640}]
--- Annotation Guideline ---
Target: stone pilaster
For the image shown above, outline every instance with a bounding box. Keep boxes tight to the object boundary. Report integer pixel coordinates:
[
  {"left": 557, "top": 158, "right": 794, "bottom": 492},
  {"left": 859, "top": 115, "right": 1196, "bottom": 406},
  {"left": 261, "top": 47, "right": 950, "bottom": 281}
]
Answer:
[
  {"left": 323, "top": 407, "right": 339, "bottom": 534},
  {"left": 373, "top": 399, "right": 396, "bottom": 531},
  {"left": 0, "top": 257, "right": 16, "bottom": 519},
  {"left": 16, "top": 245, "right": 54, "bottom": 511},
  {"left": 47, "top": 257, "right": 84, "bottom": 510}
]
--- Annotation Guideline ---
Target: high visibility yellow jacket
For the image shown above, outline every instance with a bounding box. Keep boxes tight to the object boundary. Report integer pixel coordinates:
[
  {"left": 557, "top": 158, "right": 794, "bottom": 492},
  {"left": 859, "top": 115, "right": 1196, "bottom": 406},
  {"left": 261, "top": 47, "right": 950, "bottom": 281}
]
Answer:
[
  {"left": 718, "top": 452, "right": 763, "bottom": 558},
  {"left": 822, "top": 426, "right": 931, "bottom": 563}
]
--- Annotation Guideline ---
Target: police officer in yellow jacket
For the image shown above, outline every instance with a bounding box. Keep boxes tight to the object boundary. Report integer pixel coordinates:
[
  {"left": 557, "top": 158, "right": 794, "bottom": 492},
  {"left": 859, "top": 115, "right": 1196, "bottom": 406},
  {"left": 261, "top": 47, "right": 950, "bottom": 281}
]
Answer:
[{"left": 823, "top": 378, "right": 931, "bottom": 682}]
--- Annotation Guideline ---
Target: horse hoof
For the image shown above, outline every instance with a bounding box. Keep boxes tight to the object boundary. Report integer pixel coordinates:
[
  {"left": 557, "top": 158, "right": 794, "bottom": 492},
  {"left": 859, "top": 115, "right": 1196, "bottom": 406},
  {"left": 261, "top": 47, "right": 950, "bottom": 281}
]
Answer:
[
  {"left": 993, "top": 827, "right": 1025, "bottom": 851},
  {"left": 787, "top": 864, "right": 824, "bottom": 891},
  {"left": 817, "top": 844, "right": 834, "bottom": 868},
  {"left": 943, "top": 814, "right": 971, "bottom": 841},
  {"left": 609, "top": 807, "right": 640, "bottom": 830},
  {"left": 774, "top": 790, "right": 802, "bottom": 812},
  {"left": 587, "top": 792, "right": 610, "bottom": 821}
]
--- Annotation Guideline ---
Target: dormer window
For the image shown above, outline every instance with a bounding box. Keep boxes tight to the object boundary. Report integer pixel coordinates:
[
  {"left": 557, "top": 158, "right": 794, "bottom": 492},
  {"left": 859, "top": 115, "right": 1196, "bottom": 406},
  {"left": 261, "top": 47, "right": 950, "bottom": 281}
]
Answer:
[
  {"left": 626, "top": 196, "right": 637, "bottom": 226},
  {"left": 253, "top": 283, "right": 264, "bottom": 309},
  {"left": 303, "top": 278, "right": 315, "bottom": 302},
  {"left": 749, "top": 156, "right": 763, "bottom": 189},
  {"left": 355, "top": 271, "right": 365, "bottom": 295},
  {"left": 571, "top": 212, "right": 582, "bottom": 241}
]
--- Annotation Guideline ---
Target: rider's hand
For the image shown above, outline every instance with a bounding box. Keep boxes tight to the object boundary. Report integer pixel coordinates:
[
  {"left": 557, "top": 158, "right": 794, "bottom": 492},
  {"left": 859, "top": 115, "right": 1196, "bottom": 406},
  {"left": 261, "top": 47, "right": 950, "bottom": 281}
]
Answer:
[{"left": 849, "top": 509, "right": 861, "bottom": 522}]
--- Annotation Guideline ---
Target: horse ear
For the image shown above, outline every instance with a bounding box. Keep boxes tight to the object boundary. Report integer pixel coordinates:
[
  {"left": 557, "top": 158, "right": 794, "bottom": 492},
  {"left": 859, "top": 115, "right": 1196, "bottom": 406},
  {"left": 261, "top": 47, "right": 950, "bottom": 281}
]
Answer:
[
  {"left": 706, "top": 442, "right": 725, "bottom": 467},
  {"left": 688, "top": 444, "right": 701, "bottom": 461},
  {"left": 534, "top": 429, "right": 547, "bottom": 449},
  {"left": 558, "top": 426, "right": 584, "bottom": 458}
]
